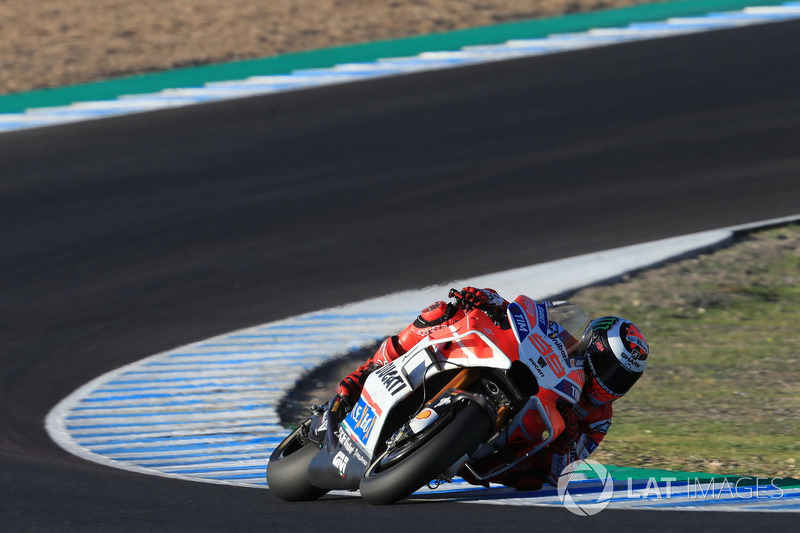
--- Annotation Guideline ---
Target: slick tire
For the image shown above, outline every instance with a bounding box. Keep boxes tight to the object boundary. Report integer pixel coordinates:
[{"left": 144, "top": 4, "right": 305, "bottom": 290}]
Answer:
[
  {"left": 267, "top": 427, "right": 328, "bottom": 502},
  {"left": 359, "top": 400, "right": 493, "bottom": 505}
]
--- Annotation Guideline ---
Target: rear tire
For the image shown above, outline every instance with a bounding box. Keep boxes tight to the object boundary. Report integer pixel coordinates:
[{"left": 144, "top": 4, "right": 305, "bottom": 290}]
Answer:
[
  {"left": 267, "top": 425, "right": 329, "bottom": 502},
  {"left": 359, "top": 400, "right": 493, "bottom": 505}
]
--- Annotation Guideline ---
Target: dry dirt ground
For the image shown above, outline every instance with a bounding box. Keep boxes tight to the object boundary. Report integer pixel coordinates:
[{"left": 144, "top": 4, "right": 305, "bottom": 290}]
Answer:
[
  {"left": 1, "top": 0, "right": 660, "bottom": 95},
  {"left": 569, "top": 225, "right": 800, "bottom": 476}
]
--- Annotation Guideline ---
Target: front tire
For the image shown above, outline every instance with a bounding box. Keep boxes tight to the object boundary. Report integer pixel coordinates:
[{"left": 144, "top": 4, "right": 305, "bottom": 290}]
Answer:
[
  {"left": 359, "top": 400, "right": 493, "bottom": 505},
  {"left": 267, "top": 424, "right": 329, "bottom": 502}
]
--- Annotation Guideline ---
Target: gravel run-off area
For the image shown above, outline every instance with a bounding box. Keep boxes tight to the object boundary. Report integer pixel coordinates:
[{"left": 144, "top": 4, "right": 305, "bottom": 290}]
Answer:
[{"left": 1, "top": 0, "right": 660, "bottom": 95}]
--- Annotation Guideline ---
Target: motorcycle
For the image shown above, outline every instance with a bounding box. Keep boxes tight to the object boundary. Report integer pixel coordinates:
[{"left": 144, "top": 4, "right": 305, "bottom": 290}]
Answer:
[{"left": 267, "top": 290, "right": 591, "bottom": 504}]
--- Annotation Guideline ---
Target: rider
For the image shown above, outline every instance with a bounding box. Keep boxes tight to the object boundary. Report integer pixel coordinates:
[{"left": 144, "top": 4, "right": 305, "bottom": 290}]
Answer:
[{"left": 334, "top": 287, "right": 649, "bottom": 491}]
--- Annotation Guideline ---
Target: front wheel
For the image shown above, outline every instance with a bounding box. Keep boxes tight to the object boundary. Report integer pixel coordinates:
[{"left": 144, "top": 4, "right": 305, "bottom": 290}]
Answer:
[
  {"left": 359, "top": 400, "right": 493, "bottom": 505},
  {"left": 267, "top": 423, "right": 329, "bottom": 502}
]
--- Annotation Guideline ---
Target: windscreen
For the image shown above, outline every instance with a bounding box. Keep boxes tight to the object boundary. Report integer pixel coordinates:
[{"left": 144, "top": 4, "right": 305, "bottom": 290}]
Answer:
[{"left": 545, "top": 301, "right": 591, "bottom": 357}]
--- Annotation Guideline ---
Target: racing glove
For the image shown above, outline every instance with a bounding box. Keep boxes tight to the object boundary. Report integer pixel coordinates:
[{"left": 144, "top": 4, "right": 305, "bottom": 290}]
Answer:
[
  {"left": 455, "top": 286, "right": 490, "bottom": 311},
  {"left": 450, "top": 287, "right": 509, "bottom": 328}
]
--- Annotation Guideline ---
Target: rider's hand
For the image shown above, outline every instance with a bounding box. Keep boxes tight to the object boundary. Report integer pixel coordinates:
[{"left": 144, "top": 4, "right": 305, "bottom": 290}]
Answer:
[
  {"left": 458, "top": 286, "right": 490, "bottom": 311},
  {"left": 550, "top": 399, "right": 580, "bottom": 454}
]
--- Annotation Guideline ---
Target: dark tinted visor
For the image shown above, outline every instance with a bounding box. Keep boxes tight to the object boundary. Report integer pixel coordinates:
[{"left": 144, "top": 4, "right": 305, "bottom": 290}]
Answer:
[{"left": 587, "top": 345, "right": 642, "bottom": 396}]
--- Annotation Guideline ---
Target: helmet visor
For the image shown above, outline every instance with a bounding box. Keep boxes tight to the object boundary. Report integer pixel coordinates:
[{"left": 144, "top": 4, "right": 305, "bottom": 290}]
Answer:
[{"left": 587, "top": 344, "right": 642, "bottom": 396}]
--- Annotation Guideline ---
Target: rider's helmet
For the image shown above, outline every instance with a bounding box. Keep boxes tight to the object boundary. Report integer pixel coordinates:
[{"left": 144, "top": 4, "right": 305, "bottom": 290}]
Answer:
[{"left": 581, "top": 316, "right": 649, "bottom": 405}]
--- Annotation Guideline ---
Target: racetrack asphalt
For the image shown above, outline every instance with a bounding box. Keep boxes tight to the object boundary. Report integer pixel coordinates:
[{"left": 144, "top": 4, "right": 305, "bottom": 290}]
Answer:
[{"left": 1, "top": 17, "right": 799, "bottom": 532}]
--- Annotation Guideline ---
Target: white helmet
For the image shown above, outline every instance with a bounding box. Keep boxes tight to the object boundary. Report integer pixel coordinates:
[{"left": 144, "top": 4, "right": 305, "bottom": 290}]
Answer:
[{"left": 582, "top": 317, "right": 649, "bottom": 404}]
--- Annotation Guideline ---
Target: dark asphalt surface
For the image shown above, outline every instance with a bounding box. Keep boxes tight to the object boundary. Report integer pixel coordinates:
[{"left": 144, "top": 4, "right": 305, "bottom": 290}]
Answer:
[{"left": 1, "top": 18, "right": 799, "bottom": 532}]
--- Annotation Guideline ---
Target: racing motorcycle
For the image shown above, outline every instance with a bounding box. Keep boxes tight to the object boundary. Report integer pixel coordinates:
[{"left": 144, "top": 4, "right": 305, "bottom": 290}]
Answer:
[{"left": 267, "top": 290, "right": 590, "bottom": 504}]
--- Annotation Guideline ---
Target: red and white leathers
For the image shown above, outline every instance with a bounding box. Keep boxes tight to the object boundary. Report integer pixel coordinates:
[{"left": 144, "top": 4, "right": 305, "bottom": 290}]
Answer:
[
  {"left": 486, "top": 394, "right": 613, "bottom": 490},
  {"left": 336, "top": 299, "right": 465, "bottom": 402},
  {"left": 335, "top": 288, "right": 616, "bottom": 491},
  {"left": 549, "top": 398, "right": 613, "bottom": 483},
  {"left": 336, "top": 288, "right": 508, "bottom": 403}
]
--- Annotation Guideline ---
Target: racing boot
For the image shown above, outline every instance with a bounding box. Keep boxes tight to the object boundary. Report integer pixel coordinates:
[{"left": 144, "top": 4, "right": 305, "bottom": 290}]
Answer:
[{"left": 335, "top": 301, "right": 460, "bottom": 403}]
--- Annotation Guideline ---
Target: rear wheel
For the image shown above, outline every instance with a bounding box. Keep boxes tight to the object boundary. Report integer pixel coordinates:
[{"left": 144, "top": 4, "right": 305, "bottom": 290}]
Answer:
[
  {"left": 267, "top": 423, "right": 329, "bottom": 501},
  {"left": 359, "top": 400, "right": 493, "bottom": 505}
]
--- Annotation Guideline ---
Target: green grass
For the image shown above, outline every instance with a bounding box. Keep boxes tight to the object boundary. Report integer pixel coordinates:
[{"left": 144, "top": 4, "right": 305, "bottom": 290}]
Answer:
[{"left": 569, "top": 224, "right": 800, "bottom": 478}]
